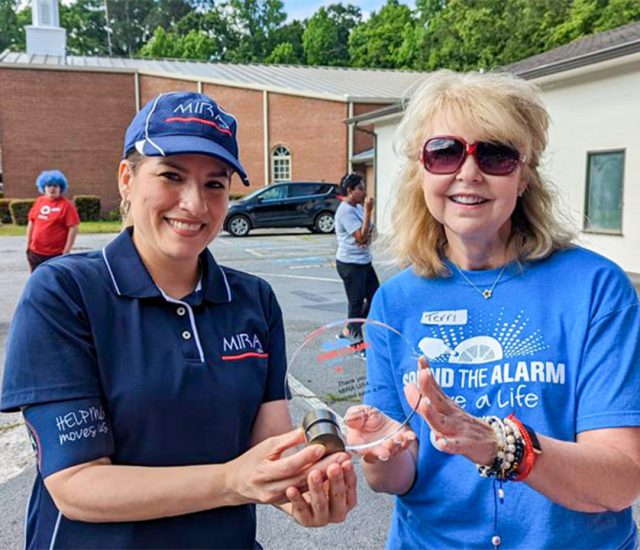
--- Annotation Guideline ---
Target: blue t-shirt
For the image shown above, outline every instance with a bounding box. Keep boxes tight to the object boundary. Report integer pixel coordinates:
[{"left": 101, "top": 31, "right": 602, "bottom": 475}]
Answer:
[
  {"left": 365, "top": 247, "right": 640, "bottom": 550},
  {"left": 1, "top": 228, "right": 287, "bottom": 549},
  {"left": 335, "top": 201, "right": 372, "bottom": 264}
]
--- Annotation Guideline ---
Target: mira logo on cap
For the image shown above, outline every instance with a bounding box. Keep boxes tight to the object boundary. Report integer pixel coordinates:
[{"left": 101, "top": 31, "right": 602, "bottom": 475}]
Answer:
[
  {"left": 168, "top": 100, "right": 232, "bottom": 135},
  {"left": 123, "top": 91, "right": 250, "bottom": 186}
]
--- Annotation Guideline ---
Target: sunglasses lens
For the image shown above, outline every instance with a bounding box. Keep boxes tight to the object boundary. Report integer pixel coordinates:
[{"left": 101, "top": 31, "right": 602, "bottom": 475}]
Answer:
[
  {"left": 423, "top": 138, "right": 465, "bottom": 174},
  {"left": 476, "top": 142, "right": 520, "bottom": 175}
]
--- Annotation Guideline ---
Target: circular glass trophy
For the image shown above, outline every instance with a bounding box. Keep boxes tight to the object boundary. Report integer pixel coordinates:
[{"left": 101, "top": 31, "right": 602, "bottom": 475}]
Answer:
[{"left": 287, "top": 318, "right": 422, "bottom": 454}]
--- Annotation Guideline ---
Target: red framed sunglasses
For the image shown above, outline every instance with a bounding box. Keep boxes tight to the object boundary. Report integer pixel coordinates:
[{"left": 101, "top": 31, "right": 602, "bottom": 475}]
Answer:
[{"left": 421, "top": 136, "right": 524, "bottom": 176}]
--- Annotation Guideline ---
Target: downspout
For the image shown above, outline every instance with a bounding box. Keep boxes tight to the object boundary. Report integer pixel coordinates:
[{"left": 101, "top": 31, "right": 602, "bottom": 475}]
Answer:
[
  {"left": 347, "top": 102, "right": 354, "bottom": 173},
  {"left": 263, "top": 90, "right": 269, "bottom": 186}
]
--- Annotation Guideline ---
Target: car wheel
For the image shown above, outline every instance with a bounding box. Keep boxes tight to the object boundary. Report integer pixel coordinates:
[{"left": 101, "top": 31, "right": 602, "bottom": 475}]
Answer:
[
  {"left": 227, "top": 215, "right": 251, "bottom": 237},
  {"left": 314, "top": 212, "right": 335, "bottom": 234}
]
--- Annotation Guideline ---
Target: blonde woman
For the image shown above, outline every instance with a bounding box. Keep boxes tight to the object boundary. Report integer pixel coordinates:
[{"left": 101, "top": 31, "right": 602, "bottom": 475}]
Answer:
[{"left": 348, "top": 70, "right": 640, "bottom": 549}]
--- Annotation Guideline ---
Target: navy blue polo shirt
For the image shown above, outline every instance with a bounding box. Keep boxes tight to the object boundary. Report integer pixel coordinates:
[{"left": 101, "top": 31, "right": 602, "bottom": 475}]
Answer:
[{"left": 1, "top": 228, "right": 288, "bottom": 549}]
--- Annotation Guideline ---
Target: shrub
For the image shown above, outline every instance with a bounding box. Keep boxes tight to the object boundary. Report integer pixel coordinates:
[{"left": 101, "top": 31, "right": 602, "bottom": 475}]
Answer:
[
  {"left": 74, "top": 195, "right": 101, "bottom": 221},
  {"left": 9, "top": 199, "right": 35, "bottom": 225},
  {"left": 0, "top": 199, "right": 11, "bottom": 224},
  {"left": 106, "top": 207, "right": 121, "bottom": 222}
]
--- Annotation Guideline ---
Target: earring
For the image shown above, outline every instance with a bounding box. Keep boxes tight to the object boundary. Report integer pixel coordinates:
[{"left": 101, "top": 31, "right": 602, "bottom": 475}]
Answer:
[{"left": 518, "top": 190, "right": 525, "bottom": 198}]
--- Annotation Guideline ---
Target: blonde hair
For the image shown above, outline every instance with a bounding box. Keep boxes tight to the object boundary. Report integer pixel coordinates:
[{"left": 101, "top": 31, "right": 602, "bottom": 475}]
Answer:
[{"left": 389, "top": 69, "right": 574, "bottom": 277}]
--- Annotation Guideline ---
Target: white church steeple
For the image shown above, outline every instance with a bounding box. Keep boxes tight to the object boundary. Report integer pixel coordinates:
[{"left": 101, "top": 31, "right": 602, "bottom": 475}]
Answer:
[{"left": 26, "top": 0, "right": 67, "bottom": 57}]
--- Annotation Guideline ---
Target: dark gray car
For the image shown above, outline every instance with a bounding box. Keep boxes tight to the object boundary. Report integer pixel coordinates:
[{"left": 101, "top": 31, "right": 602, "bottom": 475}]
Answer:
[{"left": 224, "top": 182, "right": 341, "bottom": 237}]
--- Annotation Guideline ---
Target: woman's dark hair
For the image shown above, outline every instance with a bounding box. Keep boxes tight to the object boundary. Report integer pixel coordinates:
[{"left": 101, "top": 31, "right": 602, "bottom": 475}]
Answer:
[{"left": 339, "top": 173, "right": 364, "bottom": 195}]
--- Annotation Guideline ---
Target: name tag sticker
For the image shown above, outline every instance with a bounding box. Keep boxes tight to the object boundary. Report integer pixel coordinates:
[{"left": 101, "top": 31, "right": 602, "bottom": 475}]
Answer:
[{"left": 421, "top": 310, "right": 468, "bottom": 326}]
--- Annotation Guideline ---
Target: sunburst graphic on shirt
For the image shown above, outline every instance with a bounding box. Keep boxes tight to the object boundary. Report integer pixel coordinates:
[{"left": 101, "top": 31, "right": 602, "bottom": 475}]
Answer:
[{"left": 418, "top": 309, "right": 549, "bottom": 365}]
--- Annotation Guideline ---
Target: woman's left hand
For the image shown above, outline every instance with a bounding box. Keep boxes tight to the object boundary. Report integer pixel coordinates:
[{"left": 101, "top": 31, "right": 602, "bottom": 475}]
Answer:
[
  {"left": 284, "top": 459, "right": 357, "bottom": 526},
  {"left": 404, "top": 357, "right": 498, "bottom": 466}
]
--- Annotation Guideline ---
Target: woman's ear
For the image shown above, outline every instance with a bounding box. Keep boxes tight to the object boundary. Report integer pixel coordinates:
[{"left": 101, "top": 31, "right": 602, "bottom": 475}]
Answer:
[
  {"left": 517, "top": 176, "right": 527, "bottom": 198},
  {"left": 118, "top": 160, "right": 133, "bottom": 200}
]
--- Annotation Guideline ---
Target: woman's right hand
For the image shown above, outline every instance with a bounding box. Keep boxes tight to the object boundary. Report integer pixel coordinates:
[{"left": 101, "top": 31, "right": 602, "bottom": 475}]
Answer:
[
  {"left": 344, "top": 405, "right": 416, "bottom": 463},
  {"left": 227, "top": 428, "right": 349, "bottom": 505}
]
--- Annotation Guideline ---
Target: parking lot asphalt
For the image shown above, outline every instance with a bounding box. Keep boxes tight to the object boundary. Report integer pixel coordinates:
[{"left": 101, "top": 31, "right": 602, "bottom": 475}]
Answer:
[
  {"left": 1, "top": 229, "right": 638, "bottom": 549},
  {"left": 0, "top": 229, "right": 397, "bottom": 550}
]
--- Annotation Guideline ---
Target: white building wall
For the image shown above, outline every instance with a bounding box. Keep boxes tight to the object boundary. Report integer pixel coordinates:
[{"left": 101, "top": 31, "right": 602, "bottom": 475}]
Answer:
[
  {"left": 537, "top": 61, "right": 640, "bottom": 273},
  {"left": 374, "top": 120, "right": 402, "bottom": 233},
  {"left": 373, "top": 60, "right": 640, "bottom": 274}
]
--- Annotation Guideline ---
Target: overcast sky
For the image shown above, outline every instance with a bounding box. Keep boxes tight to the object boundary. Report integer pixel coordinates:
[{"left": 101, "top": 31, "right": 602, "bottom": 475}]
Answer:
[{"left": 282, "top": 0, "right": 416, "bottom": 21}]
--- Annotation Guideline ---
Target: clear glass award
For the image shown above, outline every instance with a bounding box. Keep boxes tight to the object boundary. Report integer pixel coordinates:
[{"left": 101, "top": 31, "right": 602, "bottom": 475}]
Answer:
[{"left": 287, "top": 318, "right": 422, "bottom": 453}]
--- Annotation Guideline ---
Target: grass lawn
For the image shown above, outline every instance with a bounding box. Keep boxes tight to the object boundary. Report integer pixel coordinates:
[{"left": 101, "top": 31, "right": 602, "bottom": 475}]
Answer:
[{"left": 0, "top": 220, "right": 122, "bottom": 237}]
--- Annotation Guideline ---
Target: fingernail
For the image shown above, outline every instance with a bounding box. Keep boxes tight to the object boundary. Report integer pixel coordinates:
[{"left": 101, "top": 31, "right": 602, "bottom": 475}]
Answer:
[
  {"left": 378, "top": 454, "right": 389, "bottom": 462},
  {"left": 313, "top": 445, "right": 326, "bottom": 457},
  {"left": 392, "top": 438, "right": 402, "bottom": 445}
]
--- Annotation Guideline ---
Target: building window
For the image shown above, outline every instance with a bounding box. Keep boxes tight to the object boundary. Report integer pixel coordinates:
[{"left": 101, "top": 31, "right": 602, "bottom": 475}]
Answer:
[
  {"left": 584, "top": 150, "right": 624, "bottom": 233},
  {"left": 271, "top": 145, "right": 291, "bottom": 183}
]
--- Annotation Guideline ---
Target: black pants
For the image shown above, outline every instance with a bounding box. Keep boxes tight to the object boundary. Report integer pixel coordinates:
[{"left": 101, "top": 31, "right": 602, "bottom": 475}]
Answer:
[
  {"left": 336, "top": 260, "right": 380, "bottom": 340},
  {"left": 27, "top": 249, "right": 60, "bottom": 272}
]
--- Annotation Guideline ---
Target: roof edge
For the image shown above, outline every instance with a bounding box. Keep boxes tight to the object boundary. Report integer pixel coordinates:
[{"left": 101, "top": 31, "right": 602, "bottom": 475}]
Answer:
[{"left": 511, "top": 37, "right": 640, "bottom": 80}]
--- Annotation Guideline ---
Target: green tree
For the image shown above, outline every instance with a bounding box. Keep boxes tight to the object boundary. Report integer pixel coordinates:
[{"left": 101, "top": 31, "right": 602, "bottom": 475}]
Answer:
[
  {"left": 303, "top": 4, "right": 361, "bottom": 66},
  {"left": 60, "top": 0, "right": 112, "bottom": 56},
  {"left": 139, "top": 26, "right": 180, "bottom": 58},
  {"left": 179, "top": 29, "right": 218, "bottom": 59},
  {"left": 0, "top": 0, "right": 19, "bottom": 52},
  {"left": 265, "top": 41, "right": 298, "bottom": 63},
  {"left": 417, "top": 0, "right": 514, "bottom": 71},
  {"left": 268, "top": 19, "right": 305, "bottom": 63},
  {"left": 500, "top": 0, "right": 571, "bottom": 65},
  {"left": 173, "top": 8, "right": 241, "bottom": 61},
  {"left": 550, "top": 0, "right": 606, "bottom": 45},
  {"left": 593, "top": 0, "right": 640, "bottom": 31},
  {"left": 144, "top": 0, "right": 192, "bottom": 32},
  {"left": 225, "top": 0, "right": 288, "bottom": 61},
  {"left": 348, "top": 0, "right": 416, "bottom": 68}
]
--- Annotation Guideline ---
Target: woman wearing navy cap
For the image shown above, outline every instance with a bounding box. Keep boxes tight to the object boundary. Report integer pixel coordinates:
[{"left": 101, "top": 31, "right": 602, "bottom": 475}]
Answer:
[{"left": 1, "top": 92, "right": 356, "bottom": 549}]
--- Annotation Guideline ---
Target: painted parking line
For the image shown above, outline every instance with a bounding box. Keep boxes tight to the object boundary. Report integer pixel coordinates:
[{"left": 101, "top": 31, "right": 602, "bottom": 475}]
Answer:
[
  {"left": 251, "top": 272, "right": 341, "bottom": 283},
  {"left": 274, "top": 256, "right": 327, "bottom": 265},
  {"left": 288, "top": 375, "right": 345, "bottom": 433}
]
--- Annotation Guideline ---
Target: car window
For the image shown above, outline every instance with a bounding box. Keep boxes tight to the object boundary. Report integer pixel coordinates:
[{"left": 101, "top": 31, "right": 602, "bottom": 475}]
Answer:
[
  {"left": 259, "top": 185, "right": 288, "bottom": 201},
  {"left": 288, "top": 183, "right": 325, "bottom": 197}
]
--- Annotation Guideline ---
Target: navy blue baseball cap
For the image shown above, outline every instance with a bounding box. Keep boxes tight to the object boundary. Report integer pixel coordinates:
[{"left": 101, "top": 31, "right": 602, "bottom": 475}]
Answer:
[{"left": 123, "top": 91, "right": 250, "bottom": 186}]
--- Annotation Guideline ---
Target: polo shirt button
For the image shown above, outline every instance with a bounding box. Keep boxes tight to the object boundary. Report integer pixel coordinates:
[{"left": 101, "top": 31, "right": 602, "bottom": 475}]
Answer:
[
  {"left": 182, "top": 330, "right": 192, "bottom": 340},
  {"left": 176, "top": 307, "right": 186, "bottom": 316}
]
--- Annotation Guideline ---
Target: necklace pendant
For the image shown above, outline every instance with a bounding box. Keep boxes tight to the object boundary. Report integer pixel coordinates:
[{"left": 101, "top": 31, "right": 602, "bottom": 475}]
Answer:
[{"left": 482, "top": 289, "right": 492, "bottom": 299}]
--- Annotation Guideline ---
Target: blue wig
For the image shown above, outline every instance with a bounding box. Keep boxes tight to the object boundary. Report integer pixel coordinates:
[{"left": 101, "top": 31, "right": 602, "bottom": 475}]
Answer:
[{"left": 36, "top": 170, "right": 68, "bottom": 194}]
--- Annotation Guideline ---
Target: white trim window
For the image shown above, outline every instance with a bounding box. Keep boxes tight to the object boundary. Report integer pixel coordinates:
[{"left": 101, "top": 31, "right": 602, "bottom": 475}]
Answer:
[
  {"left": 584, "top": 150, "right": 624, "bottom": 234},
  {"left": 271, "top": 145, "right": 291, "bottom": 183}
]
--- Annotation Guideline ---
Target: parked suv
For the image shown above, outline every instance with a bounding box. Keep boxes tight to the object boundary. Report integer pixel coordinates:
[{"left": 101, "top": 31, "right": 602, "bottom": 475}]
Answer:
[{"left": 224, "top": 182, "right": 341, "bottom": 237}]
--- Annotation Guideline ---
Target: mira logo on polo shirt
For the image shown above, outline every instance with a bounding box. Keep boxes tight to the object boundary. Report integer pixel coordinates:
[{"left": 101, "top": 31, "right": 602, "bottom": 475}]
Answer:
[{"left": 221, "top": 333, "right": 267, "bottom": 361}]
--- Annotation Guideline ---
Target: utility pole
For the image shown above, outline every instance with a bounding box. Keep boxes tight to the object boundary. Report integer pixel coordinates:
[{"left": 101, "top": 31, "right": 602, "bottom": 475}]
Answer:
[{"left": 104, "top": 0, "right": 113, "bottom": 56}]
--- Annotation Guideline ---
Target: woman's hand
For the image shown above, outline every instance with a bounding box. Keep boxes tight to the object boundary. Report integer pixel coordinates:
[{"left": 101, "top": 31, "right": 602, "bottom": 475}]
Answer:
[
  {"left": 344, "top": 405, "right": 416, "bottom": 463},
  {"left": 364, "top": 197, "right": 375, "bottom": 216},
  {"left": 228, "top": 428, "right": 350, "bottom": 506},
  {"left": 404, "top": 357, "right": 497, "bottom": 466},
  {"left": 284, "top": 458, "right": 357, "bottom": 526}
]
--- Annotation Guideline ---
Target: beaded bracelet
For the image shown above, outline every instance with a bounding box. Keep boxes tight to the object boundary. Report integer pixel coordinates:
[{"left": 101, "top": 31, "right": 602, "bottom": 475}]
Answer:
[{"left": 476, "top": 416, "right": 525, "bottom": 481}]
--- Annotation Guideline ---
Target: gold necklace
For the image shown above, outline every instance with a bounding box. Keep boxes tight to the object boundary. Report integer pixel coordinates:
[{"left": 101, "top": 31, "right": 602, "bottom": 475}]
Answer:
[{"left": 452, "top": 262, "right": 507, "bottom": 300}]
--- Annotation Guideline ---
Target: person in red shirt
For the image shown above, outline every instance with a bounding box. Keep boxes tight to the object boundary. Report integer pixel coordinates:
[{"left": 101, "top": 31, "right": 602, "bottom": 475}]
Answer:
[{"left": 26, "top": 170, "right": 80, "bottom": 271}]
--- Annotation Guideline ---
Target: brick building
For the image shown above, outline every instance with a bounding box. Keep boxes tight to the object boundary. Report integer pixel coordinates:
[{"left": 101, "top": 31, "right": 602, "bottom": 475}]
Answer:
[{"left": 0, "top": 53, "right": 425, "bottom": 212}]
